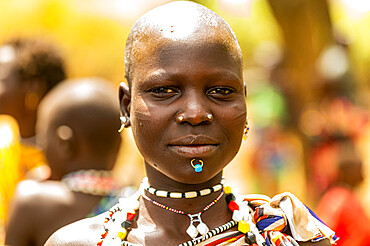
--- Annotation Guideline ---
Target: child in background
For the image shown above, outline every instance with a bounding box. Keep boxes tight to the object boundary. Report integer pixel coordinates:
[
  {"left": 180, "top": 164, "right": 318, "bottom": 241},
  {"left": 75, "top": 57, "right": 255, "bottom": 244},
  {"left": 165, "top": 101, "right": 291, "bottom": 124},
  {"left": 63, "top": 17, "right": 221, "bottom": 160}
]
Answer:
[{"left": 5, "top": 78, "right": 122, "bottom": 246}]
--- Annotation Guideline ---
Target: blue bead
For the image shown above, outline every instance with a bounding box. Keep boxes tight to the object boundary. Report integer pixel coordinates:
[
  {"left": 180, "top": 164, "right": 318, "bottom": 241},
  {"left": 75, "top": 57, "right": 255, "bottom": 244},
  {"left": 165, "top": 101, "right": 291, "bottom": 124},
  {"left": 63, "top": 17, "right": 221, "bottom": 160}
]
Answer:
[{"left": 194, "top": 164, "right": 202, "bottom": 172}]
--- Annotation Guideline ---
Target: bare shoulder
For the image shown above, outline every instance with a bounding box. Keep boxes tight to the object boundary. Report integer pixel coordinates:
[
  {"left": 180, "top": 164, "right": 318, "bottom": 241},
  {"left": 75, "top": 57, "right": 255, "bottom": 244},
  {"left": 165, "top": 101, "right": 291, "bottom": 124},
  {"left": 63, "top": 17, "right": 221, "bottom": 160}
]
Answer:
[
  {"left": 45, "top": 212, "right": 107, "bottom": 246},
  {"left": 14, "top": 179, "right": 72, "bottom": 203},
  {"left": 7, "top": 180, "right": 73, "bottom": 221},
  {"left": 6, "top": 180, "right": 72, "bottom": 230}
]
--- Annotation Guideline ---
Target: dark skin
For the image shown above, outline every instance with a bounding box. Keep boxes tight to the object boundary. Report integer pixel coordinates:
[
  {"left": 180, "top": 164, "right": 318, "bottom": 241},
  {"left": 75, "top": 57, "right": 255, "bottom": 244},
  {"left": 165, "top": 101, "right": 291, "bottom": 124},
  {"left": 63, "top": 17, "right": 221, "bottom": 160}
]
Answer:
[
  {"left": 5, "top": 180, "right": 104, "bottom": 246},
  {"left": 0, "top": 63, "right": 47, "bottom": 138},
  {"left": 5, "top": 79, "right": 121, "bottom": 246},
  {"left": 46, "top": 2, "right": 331, "bottom": 245}
]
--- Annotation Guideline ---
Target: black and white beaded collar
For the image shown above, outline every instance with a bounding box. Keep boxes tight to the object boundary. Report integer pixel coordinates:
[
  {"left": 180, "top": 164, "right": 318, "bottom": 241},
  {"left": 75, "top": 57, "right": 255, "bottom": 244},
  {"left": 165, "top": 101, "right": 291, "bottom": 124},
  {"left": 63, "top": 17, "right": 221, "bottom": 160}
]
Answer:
[{"left": 141, "top": 177, "right": 225, "bottom": 199}]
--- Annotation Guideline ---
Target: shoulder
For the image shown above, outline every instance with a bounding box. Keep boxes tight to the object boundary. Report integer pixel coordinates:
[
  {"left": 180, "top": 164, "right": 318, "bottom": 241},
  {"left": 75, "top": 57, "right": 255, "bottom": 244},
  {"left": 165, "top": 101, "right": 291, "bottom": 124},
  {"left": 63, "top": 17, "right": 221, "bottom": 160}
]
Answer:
[
  {"left": 5, "top": 180, "right": 75, "bottom": 245},
  {"left": 15, "top": 179, "right": 71, "bottom": 200},
  {"left": 7, "top": 180, "right": 76, "bottom": 228},
  {"left": 45, "top": 212, "right": 107, "bottom": 246},
  {"left": 9, "top": 180, "right": 74, "bottom": 213},
  {"left": 11, "top": 180, "right": 73, "bottom": 211}
]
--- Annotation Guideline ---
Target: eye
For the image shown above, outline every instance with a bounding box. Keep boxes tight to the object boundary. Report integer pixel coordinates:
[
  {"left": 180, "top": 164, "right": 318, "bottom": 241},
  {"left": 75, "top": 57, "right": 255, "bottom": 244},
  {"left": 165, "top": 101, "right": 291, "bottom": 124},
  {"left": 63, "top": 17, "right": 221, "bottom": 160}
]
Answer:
[
  {"left": 149, "top": 86, "right": 179, "bottom": 98},
  {"left": 207, "top": 87, "right": 235, "bottom": 99}
]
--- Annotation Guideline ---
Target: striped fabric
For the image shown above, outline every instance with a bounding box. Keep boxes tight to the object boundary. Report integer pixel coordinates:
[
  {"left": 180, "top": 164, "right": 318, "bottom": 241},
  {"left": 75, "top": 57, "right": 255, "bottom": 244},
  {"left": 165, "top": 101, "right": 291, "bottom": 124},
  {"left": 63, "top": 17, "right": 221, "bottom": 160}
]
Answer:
[{"left": 244, "top": 192, "right": 338, "bottom": 246}]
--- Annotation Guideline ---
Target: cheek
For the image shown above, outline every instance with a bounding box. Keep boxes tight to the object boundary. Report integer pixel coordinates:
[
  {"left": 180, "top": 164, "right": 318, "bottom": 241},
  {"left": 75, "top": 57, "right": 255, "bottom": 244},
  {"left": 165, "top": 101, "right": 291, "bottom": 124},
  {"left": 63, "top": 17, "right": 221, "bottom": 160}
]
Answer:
[
  {"left": 218, "top": 102, "right": 246, "bottom": 158},
  {"left": 130, "top": 98, "right": 173, "bottom": 154},
  {"left": 221, "top": 103, "right": 246, "bottom": 134}
]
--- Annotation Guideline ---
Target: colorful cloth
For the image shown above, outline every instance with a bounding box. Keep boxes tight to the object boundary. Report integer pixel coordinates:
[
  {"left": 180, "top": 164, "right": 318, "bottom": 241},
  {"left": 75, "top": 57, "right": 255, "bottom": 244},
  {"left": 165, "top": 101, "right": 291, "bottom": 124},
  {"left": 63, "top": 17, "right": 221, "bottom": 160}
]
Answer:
[{"left": 228, "top": 192, "right": 338, "bottom": 246}]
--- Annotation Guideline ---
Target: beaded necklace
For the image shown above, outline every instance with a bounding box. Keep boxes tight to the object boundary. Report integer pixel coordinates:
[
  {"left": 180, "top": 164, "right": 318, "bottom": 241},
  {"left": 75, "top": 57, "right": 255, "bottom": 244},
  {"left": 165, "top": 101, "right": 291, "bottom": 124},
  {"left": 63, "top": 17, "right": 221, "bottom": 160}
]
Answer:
[
  {"left": 142, "top": 177, "right": 225, "bottom": 199},
  {"left": 142, "top": 191, "right": 224, "bottom": 239},
  {"left": 62, "top": 169, "right": 119, "bottom": 196},
  {"left": 98, "top": 180, "right": 337, "bottom": 246},
  {"left": 98, "top": 179, "right": 265, "bottom": 246}
]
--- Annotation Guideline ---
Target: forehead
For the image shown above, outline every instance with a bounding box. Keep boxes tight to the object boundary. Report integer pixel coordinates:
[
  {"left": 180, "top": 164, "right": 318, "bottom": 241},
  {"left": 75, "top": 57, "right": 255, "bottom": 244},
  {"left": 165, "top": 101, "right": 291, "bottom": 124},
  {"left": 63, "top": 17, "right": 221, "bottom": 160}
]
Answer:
[{"left": 131, "top": 40, "right": 242, "bottom": 84}]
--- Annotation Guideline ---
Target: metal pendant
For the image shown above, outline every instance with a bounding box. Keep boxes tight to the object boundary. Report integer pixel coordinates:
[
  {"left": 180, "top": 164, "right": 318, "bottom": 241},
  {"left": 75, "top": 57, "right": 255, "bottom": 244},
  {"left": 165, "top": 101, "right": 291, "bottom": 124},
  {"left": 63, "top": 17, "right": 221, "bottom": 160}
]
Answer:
[{"left": 186, "top": 213, "right": 209, "bottom": 239}]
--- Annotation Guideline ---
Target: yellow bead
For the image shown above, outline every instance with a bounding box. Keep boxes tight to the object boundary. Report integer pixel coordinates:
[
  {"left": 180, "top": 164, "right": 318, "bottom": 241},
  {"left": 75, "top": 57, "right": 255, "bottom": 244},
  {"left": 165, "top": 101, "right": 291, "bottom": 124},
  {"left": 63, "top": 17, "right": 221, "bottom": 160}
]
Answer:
[
  {"left": 224, "top": 186, "right": 232, "bottom": 195},
  {"left": 238, "top": 220, "right": 250, "bottom": 234},
  {"left": 118, "top": 229, "right": 127, "bottom": 240}
]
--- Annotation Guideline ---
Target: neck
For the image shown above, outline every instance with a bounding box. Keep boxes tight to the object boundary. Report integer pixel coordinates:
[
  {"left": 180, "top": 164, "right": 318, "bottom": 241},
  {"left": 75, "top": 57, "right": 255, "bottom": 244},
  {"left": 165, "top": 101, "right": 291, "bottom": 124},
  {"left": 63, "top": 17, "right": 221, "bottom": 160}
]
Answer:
[
  {"left": 138, "top": 187, "right": 231, "bottom": 243},
  {"left": 145, "top": 162, "right": 224, "bottom": 192},
  {"left": 144, "top": 165, "right": 227, "bottom": 216}
]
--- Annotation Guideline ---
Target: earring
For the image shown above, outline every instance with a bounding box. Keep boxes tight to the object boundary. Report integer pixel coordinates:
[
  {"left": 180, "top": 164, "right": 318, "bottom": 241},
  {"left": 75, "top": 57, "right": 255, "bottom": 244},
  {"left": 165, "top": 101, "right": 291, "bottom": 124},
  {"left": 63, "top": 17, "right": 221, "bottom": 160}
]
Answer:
[
  {"left": 191, "top": 159, "right": 204, "bottom": 173},
  {"left": 243, "top": 118, "right": 250, "bottom": 140},
  {"left": 25, "top": 92, "right": 39, "bottom": 111},
  {"left": 118, "top": 116, "right": 129, "bottom": 132},
  {"left": 206, "top": 113, "right": 213, "bottom": 121}
]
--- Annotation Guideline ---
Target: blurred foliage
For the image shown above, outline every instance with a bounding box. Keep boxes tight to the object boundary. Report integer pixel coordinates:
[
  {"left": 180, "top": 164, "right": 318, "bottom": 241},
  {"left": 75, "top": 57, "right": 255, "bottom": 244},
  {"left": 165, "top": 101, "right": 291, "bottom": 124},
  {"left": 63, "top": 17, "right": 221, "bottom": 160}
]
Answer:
[
  {"left": 0, "top": 0, "right": 129, "bottom": 85},
  {"left": 214, "top": 0, "right": 282, "bottom": 60},
  {"left": 330, "top": 3, "right": 370, "bottom": 89}
]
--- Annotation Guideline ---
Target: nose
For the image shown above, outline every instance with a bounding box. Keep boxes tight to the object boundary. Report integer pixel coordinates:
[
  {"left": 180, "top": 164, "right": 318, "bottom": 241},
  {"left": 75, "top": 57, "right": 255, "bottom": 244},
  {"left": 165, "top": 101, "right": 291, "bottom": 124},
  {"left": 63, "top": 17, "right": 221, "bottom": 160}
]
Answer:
[{"left": 176, "top": 94, "right": 213, "bottom": 125}]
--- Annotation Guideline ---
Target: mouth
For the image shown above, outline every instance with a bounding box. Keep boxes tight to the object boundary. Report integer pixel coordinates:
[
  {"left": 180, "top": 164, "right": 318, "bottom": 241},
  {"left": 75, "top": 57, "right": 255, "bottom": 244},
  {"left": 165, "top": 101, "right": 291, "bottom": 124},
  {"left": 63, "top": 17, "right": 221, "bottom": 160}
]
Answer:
[{"left": 168, "top": 135, "right": 219, "bottom": 157}]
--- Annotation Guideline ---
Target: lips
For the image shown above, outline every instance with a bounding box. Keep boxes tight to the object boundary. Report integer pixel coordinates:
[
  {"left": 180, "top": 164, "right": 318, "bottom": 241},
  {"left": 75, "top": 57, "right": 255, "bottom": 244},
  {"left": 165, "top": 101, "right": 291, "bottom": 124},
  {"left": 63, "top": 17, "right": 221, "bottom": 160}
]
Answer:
[{"left": 168, "top": 135, "right": 219, "bottom": 157}]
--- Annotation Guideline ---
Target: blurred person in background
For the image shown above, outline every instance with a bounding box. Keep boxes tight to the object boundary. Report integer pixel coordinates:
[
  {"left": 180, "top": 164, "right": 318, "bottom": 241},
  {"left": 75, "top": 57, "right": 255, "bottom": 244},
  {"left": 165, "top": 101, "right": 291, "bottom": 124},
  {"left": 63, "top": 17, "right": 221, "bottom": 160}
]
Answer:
[
  {"left": 5, "top": 78, "right": 123, "bottom": 246},
  {"left": 0, "top": 37, "right": 66, "bottom": 242},
  {"left": 316, "top": 139, "right": 370, "bottom": 246}
]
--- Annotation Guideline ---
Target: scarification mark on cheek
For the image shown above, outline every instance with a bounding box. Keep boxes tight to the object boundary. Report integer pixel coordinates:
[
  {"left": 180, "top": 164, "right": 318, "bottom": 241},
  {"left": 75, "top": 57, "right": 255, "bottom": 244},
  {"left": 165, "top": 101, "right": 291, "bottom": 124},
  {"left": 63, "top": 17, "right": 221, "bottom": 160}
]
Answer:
[{"left": 131, "top": 97, "right": 152, "bottom": 125}]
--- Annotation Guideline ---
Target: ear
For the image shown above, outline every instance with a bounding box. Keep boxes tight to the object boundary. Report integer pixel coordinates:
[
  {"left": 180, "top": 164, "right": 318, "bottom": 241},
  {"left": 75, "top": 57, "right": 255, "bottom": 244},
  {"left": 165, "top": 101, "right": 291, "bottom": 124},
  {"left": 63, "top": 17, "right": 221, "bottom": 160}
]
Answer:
[
  {"left": 56, "top": 125, "right": 75, "bottom": 160},
  {"left": 119, "top": 82, "right": 131, "bottom": 127}
]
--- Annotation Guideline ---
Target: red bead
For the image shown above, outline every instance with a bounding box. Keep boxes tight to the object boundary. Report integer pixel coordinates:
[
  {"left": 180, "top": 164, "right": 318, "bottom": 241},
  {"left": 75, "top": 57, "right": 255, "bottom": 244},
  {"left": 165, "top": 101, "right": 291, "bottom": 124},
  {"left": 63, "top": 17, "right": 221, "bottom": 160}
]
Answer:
[
  {"left": 101, "top": 230, "right": 108, "bottom": 239},
  {"left": 97, "top": 240, "right": 103, "bottom": 246},
  {"left": 109, "top": 211, "right": 114, "bottom": 217},
  {"left": 228, "top": 200, "right": 239, "bottom": 211},
  {"left": 127, "top": 212, "right": 136, "bottom": 221}
]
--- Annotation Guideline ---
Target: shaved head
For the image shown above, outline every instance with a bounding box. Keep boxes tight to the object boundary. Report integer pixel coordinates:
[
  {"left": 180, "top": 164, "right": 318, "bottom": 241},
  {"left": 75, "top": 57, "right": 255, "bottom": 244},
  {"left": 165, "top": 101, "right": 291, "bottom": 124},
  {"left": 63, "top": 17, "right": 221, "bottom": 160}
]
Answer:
[
  {"left": 38, "top": 78, "right": 121, "bottom": 173},
  {"left": 124, "top": 1, "right": 242, "bottom": 85}
]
